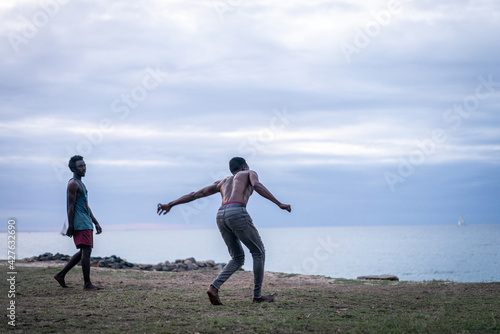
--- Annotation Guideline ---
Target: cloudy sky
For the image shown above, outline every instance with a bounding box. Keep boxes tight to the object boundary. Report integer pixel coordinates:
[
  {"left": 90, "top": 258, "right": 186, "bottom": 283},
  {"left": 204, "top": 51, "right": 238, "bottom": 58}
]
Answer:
[{"left": 1, "top": 0, "right": 499, "bottom": 232}]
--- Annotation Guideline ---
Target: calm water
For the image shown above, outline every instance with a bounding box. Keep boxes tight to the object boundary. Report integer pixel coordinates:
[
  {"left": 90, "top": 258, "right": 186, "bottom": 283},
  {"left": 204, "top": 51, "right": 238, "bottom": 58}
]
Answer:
[{"left": 2, "top": 225, "right": 499, "bottom": 282}]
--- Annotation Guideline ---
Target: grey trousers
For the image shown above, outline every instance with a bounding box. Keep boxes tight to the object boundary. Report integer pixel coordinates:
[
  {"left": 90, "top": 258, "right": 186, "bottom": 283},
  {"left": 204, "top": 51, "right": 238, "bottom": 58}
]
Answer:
[{"left": 211, "top": 203, "right": 266, "bottom": 298}]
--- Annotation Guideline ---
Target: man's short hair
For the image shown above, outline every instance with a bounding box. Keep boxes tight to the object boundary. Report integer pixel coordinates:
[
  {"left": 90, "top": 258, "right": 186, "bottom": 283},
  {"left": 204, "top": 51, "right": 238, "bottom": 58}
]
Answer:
[
  {"left": 68, "top": 155, "right": 84, "bottom": 172},
  {"left": 229, "top": 157, "right": 247, "bottom": 174}
]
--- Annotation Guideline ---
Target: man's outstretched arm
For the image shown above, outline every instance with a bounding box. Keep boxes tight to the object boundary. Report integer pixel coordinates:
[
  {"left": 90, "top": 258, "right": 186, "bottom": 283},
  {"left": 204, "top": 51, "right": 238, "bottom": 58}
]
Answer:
[
  {"left": 157, "top": 182, "right": 220, "bottom": 215},
  {"left": 249, "top": 171, "right": 291, "bottom": 212}
]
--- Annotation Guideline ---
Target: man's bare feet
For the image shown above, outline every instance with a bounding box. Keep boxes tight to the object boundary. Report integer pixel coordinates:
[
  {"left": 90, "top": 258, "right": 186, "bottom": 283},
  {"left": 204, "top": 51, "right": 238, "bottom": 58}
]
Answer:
[
  {"left": 54, "top": 274, "right": 69, "bottom": 288},
  {"left": 207, "top": 285, "right": 223, "bottom": 305},
  {"left": 253, "top": 294, "right": 275, "bottom": 303},
  {"left": 84, "top": 283, "right": 102, "bottom": 291}
]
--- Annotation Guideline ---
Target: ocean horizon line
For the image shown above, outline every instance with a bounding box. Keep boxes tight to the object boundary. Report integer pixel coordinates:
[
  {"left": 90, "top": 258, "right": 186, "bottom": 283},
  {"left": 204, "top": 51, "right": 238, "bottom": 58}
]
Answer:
[{"left": 4, "top": 221, "right": 499, "bottom": 233}]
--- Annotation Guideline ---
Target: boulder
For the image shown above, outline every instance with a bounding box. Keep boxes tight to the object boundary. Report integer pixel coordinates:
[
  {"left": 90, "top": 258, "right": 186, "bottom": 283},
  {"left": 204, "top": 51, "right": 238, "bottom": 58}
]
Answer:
[
  {"left": 196, "top": 261, "right": 207, "bottom": 268},
  {"left": 184, "top": 259, "right": 198, "bottom": 270},
  {"left": 214, "top": 264, "right": 225, "bottom": 271},
  {"left": 151, "top": 264, "right": 163, "bottom": 271}
]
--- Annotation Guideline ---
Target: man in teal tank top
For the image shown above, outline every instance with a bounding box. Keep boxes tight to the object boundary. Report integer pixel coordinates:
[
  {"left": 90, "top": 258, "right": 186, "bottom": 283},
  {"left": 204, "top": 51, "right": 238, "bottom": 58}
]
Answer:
[{"left": 54, "top": 155, "right": 103, "bottom": 290}]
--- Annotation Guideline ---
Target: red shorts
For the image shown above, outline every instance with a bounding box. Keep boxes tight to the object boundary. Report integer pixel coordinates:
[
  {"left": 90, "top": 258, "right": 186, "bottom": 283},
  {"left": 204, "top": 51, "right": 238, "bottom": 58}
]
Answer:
[{"left": 73, "top": 229, "right": 93, "bottom": 249}]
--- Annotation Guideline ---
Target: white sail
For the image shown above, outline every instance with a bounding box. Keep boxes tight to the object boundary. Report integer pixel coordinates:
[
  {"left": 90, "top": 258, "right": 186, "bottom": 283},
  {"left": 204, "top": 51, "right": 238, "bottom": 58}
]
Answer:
[{"left": 458, "top": 214, "right": 465, "bottom": 226}]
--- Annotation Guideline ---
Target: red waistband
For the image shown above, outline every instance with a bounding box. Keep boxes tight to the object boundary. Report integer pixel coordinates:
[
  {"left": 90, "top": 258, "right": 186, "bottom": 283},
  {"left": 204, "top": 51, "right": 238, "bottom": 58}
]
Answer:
[{"left": 222, "top": 201, "right": 246, "bottom": 207}]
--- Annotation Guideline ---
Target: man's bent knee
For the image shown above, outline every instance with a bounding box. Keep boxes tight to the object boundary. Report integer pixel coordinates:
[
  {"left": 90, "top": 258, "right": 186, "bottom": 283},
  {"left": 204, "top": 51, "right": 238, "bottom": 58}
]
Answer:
[
  {"left": 251, "top": 249, "right": 265, "bottom": 258},
  {"left": 234, "top": 254, "right": 245, "bottom": 266}
]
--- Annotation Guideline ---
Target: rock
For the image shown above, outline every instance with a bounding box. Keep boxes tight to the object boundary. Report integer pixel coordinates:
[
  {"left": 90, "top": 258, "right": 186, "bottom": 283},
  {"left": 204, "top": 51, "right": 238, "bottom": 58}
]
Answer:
[
  {"left": 111, "top": 263, "right": 122, "bottom": 269},
  {"left": 184, "top": 259, "right": 198, "bottom": 270},
  {"left": 152, "top": 264, "right": 163, "bottom": 271},
  {"left": 357, "top": 275, "right": 399, "bottom": 281},
  {"left": 214, "top": 264, "right": 225, "bottom": 271},
  {"left": 164, "top": 264, "right": 177, "bottom": 271},
  {"left": 123, "top": 262, "right": 134, "bottom": 268}
]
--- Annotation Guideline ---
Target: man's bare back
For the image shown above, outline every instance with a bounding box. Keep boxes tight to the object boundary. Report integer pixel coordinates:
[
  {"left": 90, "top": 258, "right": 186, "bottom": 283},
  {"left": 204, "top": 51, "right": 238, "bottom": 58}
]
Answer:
[{"left": 219, "top": 170, "right": 254, "bottom": 206}]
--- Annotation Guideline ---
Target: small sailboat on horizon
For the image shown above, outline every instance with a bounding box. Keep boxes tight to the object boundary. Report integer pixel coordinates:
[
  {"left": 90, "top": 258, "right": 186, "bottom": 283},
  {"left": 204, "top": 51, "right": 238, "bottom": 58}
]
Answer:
[{"left": 458, "top": 213, "right": 465, "bottom": 226}]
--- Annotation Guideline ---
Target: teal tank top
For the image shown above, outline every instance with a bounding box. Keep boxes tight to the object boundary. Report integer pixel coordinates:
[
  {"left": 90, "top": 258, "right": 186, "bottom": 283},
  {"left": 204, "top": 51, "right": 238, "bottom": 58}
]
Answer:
[{"left": 68, "top": 178, "right": 94, "bottom": 231}]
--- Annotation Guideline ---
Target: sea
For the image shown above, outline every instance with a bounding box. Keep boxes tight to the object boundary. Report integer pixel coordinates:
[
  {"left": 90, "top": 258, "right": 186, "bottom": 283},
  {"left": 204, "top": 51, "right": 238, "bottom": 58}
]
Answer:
[{"left": 2, "top": 224, "right": 499, "bottom": 283}]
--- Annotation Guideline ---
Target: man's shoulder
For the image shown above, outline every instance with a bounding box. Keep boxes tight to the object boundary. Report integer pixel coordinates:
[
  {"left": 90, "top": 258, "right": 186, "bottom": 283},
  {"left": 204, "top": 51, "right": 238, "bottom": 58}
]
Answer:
[
  {"left": 219, "top": 175, "right": 233, "bottom": 182},
  {"left": 247, "top": 170, "right": 258, "bottom": 177},
  {"left": 215, "top": 176, "right": 232, "bottom": 187},
  {"left": 234, "top": 170, "right": 252, "bottom": 178},
  {"left": 67, "top": 178, "right": 82, "bottom": 191}
]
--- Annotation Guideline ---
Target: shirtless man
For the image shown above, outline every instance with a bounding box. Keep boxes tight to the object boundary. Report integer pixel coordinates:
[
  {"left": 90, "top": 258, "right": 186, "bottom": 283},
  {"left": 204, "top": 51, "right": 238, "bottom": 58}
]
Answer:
[
  {"left": 54, "top": 155, "right": 102, "bottom": 290},
  {"left": 157, "top": 157, "right": 291, "bottom": 305}
]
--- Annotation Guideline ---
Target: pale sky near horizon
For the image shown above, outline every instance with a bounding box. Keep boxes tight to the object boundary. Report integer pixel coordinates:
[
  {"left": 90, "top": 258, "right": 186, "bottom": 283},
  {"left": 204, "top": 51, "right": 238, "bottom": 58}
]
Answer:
[{"left": 1, "top": 0, "right": 499, "bottom": 232}]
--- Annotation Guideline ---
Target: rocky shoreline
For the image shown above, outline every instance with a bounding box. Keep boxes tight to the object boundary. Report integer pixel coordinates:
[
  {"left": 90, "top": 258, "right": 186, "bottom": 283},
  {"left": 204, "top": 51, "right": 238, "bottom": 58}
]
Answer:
[
  {"left": 24, "top": 252, "right": 228, "bottom": 272},
  {"left": 24, "top": 253, "right": 402, "bottom": 281}
]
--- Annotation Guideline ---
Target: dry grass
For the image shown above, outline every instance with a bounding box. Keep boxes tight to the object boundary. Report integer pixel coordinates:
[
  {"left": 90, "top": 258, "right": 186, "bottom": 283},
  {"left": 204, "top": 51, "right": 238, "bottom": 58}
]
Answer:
[{"left": 1, "top": 261, "right": 499, "bottom": 333}]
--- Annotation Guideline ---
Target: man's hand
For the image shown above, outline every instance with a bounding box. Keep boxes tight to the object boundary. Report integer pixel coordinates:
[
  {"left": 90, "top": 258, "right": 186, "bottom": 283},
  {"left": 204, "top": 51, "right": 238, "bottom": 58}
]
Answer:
[
  {"left": 279, "top": 203, "right": 291, "bottom": 212},
  {"left": 95, "top": 223, "right": 102, "bottom": 234},
  {"left": 157, "top": 203, "right": 172, "bottom": 215},
  {"left": 66, "top": 225, "right": 74, "bottom": 237}
]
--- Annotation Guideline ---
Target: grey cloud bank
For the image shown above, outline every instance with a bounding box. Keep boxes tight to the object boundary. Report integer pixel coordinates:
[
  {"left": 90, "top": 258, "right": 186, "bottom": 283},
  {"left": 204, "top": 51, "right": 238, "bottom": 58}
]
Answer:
[{"left": 0, "top": 0, "right": 499, "bottom": 231}]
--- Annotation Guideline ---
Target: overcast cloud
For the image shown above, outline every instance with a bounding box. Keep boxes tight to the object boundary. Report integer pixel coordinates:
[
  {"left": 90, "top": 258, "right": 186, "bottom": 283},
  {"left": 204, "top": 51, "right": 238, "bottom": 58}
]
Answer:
[{"left": 1, "top": 0, "right": 499, "bottom": 231}]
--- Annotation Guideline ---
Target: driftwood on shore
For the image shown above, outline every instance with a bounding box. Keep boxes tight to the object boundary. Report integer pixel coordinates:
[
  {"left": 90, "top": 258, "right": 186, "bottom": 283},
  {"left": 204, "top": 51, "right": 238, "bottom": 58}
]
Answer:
[
  {"left": 357, "top": 275, "right": 399, "bottom": 281},
  {"left": 24, "top": 252, "right": 228, "bottom": 272}
]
